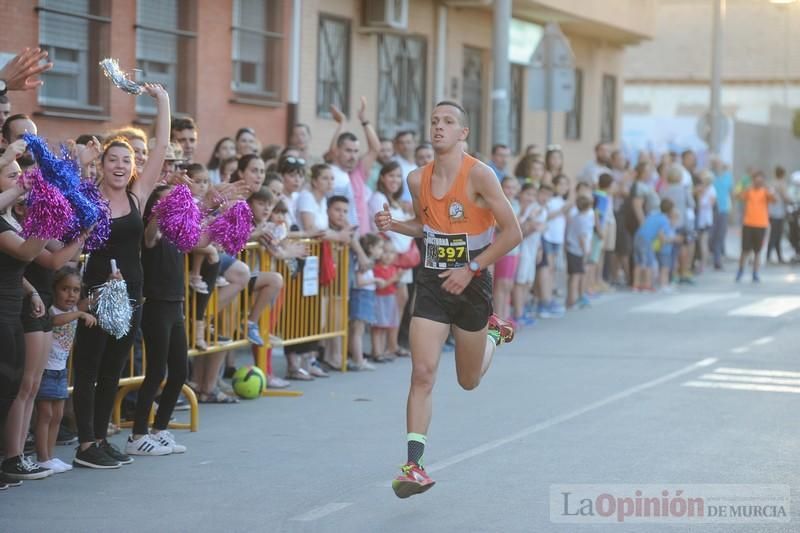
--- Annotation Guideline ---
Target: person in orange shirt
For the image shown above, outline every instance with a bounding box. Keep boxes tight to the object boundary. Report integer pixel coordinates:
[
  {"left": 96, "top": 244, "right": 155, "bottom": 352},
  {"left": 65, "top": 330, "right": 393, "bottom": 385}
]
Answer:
[
  {"left": 737, "top": 170, "right": 775, "bottom": 282},
  {"left": 375, "top": 101, "right": 522, "bottom": 499}
]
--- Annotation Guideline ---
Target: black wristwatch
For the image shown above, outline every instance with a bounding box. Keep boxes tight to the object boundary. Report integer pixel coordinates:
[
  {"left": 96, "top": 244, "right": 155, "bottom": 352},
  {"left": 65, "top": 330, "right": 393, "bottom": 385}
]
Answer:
[{"left": 0, "top": 80, "right": 7, "bottom": 96}]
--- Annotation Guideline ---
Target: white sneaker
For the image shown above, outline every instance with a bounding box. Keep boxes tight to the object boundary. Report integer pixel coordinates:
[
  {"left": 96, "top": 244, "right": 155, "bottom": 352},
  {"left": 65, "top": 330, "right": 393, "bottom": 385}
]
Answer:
[
  {"left": 37, "top": 458, "right": 68, "bottom": 474},
  {"left": 151, "top": 430, "right": 186, "bottom": 454},
  {"left": 52, "top": 458, "right": 73, "bottom": 472},
  {"left": 125, "top": 434, "right": 172, "bottom": 456}
]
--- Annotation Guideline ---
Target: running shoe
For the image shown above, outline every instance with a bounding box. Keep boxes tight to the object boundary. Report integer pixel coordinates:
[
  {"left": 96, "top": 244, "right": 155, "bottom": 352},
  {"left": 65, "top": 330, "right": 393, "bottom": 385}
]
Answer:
[
  {"left": 578, "top": 295, "right": 592, "bottom": 308},
  {"left": 391, "top": 462, "right": 436, "bottom": 499},
  {"left": 38, "top": 458, "right": 69, "bottom": 474},
  {"left": 735, "top": 270, "right": 744, "bottom": 283},
  {"left": 753, "top": 273, "right": 761, "bottom": 283},
  {"left": 488, "top": 314, "right": 515, "bottom": 345}
]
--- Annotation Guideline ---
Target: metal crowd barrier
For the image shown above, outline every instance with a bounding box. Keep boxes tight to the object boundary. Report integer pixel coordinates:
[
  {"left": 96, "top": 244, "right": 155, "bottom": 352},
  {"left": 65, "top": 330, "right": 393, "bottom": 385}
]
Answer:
[{"left": 69, "top": 240, "right": 350, "bottom": 432}]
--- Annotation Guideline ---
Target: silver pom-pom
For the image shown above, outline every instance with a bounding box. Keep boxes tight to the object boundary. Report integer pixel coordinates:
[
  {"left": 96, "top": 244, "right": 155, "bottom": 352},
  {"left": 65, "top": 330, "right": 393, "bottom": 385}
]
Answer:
[
  {"left": 99, "top": 58, "right": 143, "bottom": 96},
  {"left": 91, "top": 279, "right": 134, "bottom": 339}
]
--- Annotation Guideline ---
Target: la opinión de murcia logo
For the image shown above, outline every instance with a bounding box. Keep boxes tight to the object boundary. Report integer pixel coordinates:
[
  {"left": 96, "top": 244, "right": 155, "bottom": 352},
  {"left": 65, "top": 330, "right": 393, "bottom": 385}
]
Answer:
[{"left": 550, "top": 484, "right": 790, "bottom": 524}]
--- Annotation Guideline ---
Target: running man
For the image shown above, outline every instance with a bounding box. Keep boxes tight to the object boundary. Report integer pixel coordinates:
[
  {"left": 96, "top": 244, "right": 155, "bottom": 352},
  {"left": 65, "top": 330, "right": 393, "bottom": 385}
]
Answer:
[{"left": 374, "top": 101, "right": 522, "bottom": 498}]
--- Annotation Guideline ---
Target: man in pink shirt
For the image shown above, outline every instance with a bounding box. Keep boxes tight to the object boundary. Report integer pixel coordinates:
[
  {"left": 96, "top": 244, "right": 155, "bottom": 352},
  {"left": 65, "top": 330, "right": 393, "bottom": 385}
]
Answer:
[{"left": 328, "top": 97, "right": 381, "bottom": 234}]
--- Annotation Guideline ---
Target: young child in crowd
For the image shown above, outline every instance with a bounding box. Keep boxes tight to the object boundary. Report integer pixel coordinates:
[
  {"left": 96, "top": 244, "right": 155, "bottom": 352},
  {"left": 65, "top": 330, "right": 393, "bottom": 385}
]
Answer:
[
  {"left": 633, "top": 198, "right": 676, "bottom": 291},
  {"left": 348, "top": 233, "right": 385, "bottom": 371},
  {"left": 186, "top": 163, "right": 226, "bottom": 294},
  {"left": 587, "top": 173, "right": 614, "bottom": 294},
  {"left": 737, "top": 170, "right": 775, "bottom": 282},
  {"left": 219, "top": 156, "right": 239, "bottom": 184},
  {"left": 656, "top": 206, "right": 680, "bottom": 291},
  {"left": 539, "top": 174, "right": 572, "bottom": 317},
  {"left": 512, "top": 183, "right": 546, "bottom": 325},
  {"left": 245, "top": 187, "right": 285, "bottom": 348},
  {"left": 35, "top": 267, "right": 96, "bottom": 473},
  {"left": 695, "top": 170, "right": 717, "bottom": 273},
  {"left": 371, "top": 239, "right": 405, "bottom": 362},
  {"left": 565, "top": 194, "right": 595, "bottom": 308},
  {"left": 493, "top": 177, "right": 522, "bottom": 321}
]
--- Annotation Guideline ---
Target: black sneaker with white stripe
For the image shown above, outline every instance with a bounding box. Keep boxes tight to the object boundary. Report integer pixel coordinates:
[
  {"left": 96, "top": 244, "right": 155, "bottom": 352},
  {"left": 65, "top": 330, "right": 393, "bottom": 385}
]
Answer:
[
  {"left": 73, "top": 443, "right": 121, "bottom": 469},
  {"left": 1, "top": 455, "right": 53, "bottom": 480},
  {"left": 1, "top": 473, "right": 23, "bottom": 488},
  {"left": 99, "top": 439, "right": 134, "bottom": 464}
]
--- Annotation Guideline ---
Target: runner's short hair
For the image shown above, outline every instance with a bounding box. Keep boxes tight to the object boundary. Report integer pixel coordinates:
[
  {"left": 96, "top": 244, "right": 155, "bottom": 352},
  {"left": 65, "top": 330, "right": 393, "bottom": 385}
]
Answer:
[{"left": 434, "top": 100, "right": 468, "bottom": 126}]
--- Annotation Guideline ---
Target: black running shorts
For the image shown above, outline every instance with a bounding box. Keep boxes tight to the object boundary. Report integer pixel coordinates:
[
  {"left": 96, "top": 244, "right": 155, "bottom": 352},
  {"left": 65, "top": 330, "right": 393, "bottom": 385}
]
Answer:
[{"left": 412, "top": 266, "right": 493, "bottom": 332}]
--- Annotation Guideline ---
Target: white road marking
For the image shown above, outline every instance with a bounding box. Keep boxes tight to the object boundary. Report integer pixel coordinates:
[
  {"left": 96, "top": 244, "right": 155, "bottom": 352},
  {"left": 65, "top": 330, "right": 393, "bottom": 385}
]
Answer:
[
  {"left": 728, "top": 297, "right": 800, "bottom": 317},
  {"left": 683, "top": 381, "right": 800, "bottom": 394},
  {"left": 698, "top": 373, "right": 800, "bottom": 386},
  {"left": 715, "top": 367, "right": 800, "bottom": 379},
  {"left": 290, "top": 502, "right": 353, "bottom": 522},
  {"left": 294, "top": 357, "right": 719, "bottom": 521},
  {"left": 752, "top": 336, "right": 775, "bottom": 346},
  {"left": 631, "top": 293, "right": 739, "bottom": 314},
  {"left": 730, "top": 346, "right": 749, "bottom": 354},
  {"left": 425, "top": 357, "right": 719, "bottom": 474}
]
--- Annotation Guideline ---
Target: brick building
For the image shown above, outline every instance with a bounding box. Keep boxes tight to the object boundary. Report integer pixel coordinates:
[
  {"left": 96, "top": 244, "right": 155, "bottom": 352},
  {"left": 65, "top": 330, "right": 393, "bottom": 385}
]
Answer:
[{"left": 1, "top": 0, "right": 654, "bottom": 176}]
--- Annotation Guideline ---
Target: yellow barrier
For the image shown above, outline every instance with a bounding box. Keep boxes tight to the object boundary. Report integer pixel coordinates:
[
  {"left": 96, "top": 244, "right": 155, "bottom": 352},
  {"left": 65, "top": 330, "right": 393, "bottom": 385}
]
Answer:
[{"left": 92, "top": 239, "right": 350, "bottom": 430}]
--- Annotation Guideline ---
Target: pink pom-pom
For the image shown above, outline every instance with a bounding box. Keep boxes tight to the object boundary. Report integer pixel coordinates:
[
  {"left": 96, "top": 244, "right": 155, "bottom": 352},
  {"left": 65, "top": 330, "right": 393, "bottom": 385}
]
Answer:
[
  {"left": 153, "top": 184, "right": 201, "bottom": 252},
  {"left": 207, "top": 200, "right": 253, "bottom": 255},
  {"left": 21, "top": 168, "right": 75, "bottom": 240}
]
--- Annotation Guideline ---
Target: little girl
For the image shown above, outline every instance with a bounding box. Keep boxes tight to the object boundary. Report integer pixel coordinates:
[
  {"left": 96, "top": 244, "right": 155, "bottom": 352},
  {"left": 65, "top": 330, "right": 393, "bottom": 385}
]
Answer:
[
  {"left": 371, "top": 239, "right": 404, "bottom": 362},
  {"left": 493, "top": 177, "right": 522, "bottom": 321},
  {"left": 35, "top": 267, "right": 96, "bottom": 473},
  {"left": 348, "top": 233, "right": 384, "bottom": 371},
  {"left": 186, "top": 164, "right": 225, "bottom": 295}
]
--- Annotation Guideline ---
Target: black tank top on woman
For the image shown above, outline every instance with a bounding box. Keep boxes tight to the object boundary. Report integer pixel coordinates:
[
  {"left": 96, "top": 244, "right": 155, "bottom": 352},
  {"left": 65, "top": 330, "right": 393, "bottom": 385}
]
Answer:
[
  {"left": 142, "top": 236, "right": 184, "bottom": 302},
  {"left": 0, "top": 217, "right": 30, "bottom": 322},
  {"left": 24, "top": 261, "right": 54, "bottom": 303},
  {"left": 83, "top": 192, "right": 144, "bottom": 292}
]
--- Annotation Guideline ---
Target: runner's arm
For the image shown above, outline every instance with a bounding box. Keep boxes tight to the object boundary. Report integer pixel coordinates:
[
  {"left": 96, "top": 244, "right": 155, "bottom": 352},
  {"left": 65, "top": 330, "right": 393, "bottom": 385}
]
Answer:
[
  {"left": 470, "top": 165, "right": 522, "bottom": 270},
  {"left": 387, "top": 170, "right": 424, "bottom": 238}
]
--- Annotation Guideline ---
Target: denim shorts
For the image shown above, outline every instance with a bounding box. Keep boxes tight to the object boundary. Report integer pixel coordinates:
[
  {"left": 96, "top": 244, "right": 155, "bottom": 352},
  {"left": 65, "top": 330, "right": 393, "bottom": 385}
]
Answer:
[
  {"left": 219, "top": 253, "right": 237, "bottom": 276},
  {"left": 633, "top": 235, "right": 656, "bottom": 268},
  {"left": 37, "top": 368, "right": 68, "bottom": 400},
  {"left": 542, "top": 239, "right": 562, "bottom": 258}
]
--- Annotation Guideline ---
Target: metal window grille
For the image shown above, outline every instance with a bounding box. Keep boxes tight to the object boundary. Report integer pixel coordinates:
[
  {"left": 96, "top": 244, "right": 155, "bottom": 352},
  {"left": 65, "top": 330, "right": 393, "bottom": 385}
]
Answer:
[
  {"left": 377, "top": 33, "right": 427, "bottom": 140},
  {"left": 565, "top": 68, "right": 583, "bottom": 140},
  {"left": 232, "top": 0, "right": 283, "bottom": 99},
  {"left": 601, "top": 73, "right": 616, "bottom": 143},
  {"left": 316, "top": 15, "right": 350, "bottom": 118},
  {"left": 37, "top": 0, "right": 110, "bottom": 110},
  {"left": 135, "top": 0, "right": 195, "bottom": 115},
  {"left": 462, "top": 46, "right": 483, "bottom": 155}
]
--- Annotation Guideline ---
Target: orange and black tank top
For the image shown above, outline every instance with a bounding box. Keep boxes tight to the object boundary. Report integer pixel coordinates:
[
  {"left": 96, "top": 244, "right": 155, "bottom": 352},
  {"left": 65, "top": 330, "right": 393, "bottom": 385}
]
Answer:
[{"left": 418, "top": 153, "right": 495, "bottom": 250}]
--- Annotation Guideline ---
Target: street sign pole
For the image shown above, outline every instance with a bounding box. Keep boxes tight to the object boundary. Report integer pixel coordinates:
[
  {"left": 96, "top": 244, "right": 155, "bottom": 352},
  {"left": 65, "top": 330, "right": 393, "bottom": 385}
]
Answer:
[{"left": 544, "top": 33, "right": 553, "bottom": 146}]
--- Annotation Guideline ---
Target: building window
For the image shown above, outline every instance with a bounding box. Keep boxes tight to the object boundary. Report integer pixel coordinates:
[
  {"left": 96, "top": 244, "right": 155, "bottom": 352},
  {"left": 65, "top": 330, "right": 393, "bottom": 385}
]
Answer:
[
  {"left": 136, "top": 0, "right": 196, "bottom": 115},
  {"left": 232, "top": 0, "right": 283, "bottom": 99},
  {"left": 565, "top": 69, "right": 583, "bottom": 140},
  {"left": 317, "top": 15, "right": 350, "bottom": 118},
  {"left": 600, "top": 74, "right": 616, "bottom": 143},
  {"left": 377, "top": 34, "right": 427, "bottom": 140},
  {"left": 37, "top": 0, "right": 110, "bottom": 111},
  {"left": 509, "top": 64, "right": 524, "bottom": 154}
]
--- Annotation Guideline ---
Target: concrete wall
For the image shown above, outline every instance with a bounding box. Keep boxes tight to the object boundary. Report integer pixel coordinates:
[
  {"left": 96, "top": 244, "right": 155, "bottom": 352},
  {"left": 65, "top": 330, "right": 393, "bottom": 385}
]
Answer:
[{"left": 732, "top": 121, "right": 800, "bottom": 179}]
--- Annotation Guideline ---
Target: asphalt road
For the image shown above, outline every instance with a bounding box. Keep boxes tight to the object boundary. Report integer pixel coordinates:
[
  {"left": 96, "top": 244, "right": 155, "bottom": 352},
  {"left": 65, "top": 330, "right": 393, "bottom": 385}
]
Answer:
[{"left": 5, "top": 263, "right": 800, "bottom": 533}]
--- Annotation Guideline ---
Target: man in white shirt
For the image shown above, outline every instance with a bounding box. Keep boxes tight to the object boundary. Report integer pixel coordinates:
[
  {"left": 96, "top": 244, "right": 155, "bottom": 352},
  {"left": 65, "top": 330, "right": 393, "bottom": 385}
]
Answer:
[
  {"left": 392, "top": 130, "right": 417, "bottom": 205},
  {"left": 578, "top": 142, "right": 612, "bottom": 186}
]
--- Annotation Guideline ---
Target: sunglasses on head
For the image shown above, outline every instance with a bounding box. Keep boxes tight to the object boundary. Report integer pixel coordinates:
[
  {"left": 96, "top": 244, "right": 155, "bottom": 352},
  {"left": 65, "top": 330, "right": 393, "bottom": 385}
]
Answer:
[{"left": 284, "top": 156, "right": 306, "bottom": 166}]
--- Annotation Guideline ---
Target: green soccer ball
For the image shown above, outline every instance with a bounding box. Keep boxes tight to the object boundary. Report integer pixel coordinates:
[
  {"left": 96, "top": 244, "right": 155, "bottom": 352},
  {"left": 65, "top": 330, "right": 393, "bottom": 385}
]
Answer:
[{"left": 231, "top": 366, "right": 266, "bottom": 399}]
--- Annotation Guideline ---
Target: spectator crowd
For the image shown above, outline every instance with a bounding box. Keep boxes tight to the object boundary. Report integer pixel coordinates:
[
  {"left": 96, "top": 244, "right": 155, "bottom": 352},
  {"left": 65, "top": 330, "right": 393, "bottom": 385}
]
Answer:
[{"left": 0, "top": 47, "right": 797, "bottom": 488}]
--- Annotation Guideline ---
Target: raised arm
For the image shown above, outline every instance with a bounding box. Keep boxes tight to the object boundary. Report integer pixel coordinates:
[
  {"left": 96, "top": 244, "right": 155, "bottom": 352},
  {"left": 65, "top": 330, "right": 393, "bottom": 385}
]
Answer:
[
  {"left": 0, "top": 231, "right": 47, "bottom": 262},
  {"left": 131, "top": 84, "right": 171, "bottom": 205},
  {"left": 33, "top": 234, "right": 86, "bottom": 270},
  {"left": 325, "top": 104, "right": 346, "bottom": 162},
  {"left": 357, "top": 97, "right": 380, "bottom": 172}
]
